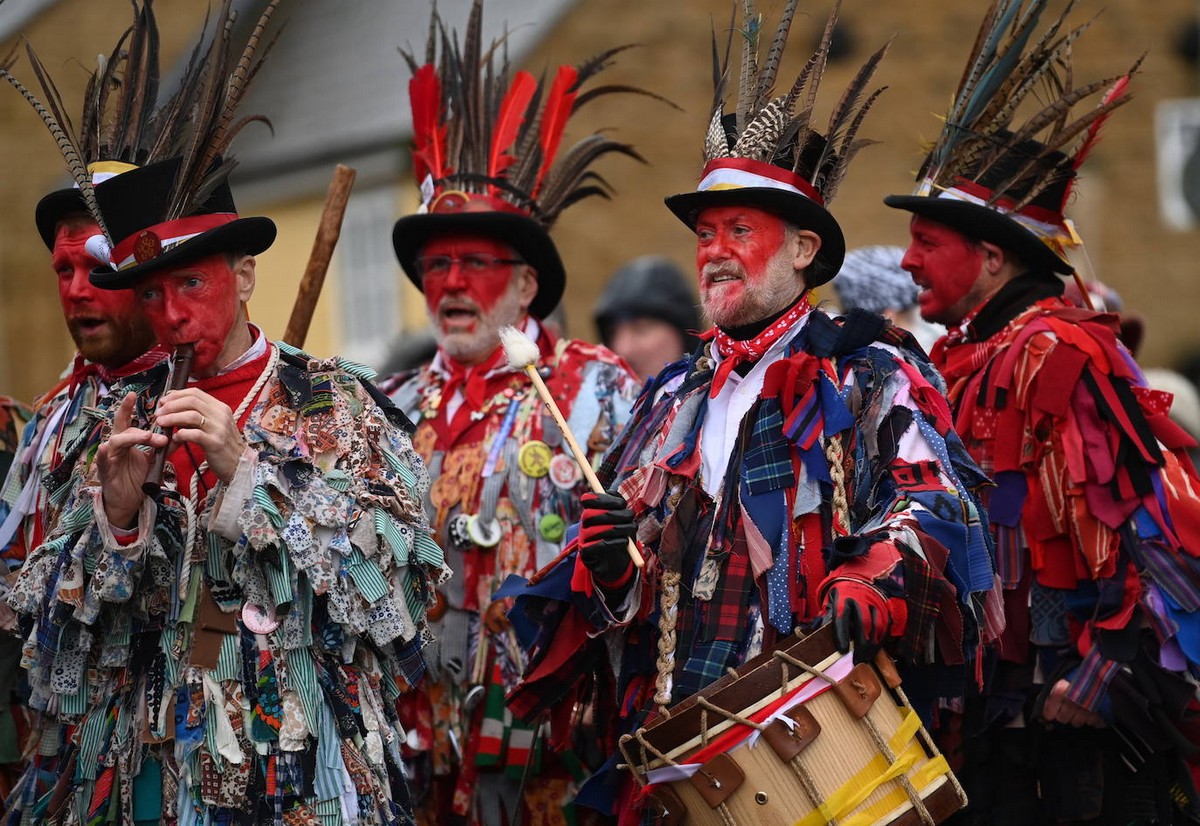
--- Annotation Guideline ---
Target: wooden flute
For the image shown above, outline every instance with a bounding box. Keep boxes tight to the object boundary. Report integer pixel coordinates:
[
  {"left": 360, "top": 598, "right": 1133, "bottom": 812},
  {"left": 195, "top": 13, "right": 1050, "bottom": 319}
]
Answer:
[{"left": 142, "top": 342, "right": 195, "bottom": 495}]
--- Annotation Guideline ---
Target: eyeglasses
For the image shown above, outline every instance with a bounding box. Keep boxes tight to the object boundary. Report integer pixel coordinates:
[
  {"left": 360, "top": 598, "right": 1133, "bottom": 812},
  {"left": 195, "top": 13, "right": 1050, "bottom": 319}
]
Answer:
[{"left": 415, "top": 254, "right": 525, "bottom": 278}]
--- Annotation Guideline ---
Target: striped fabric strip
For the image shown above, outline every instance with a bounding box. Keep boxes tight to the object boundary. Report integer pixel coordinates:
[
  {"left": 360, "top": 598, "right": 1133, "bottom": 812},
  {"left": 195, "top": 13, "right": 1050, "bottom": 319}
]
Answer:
[
  {"left": 253, "top": 485, "right": 286, "bottom": 529},
  {"left": 76, "top": 703, "right": 114, "bottom": 781},
  {"left": 335, "top": 356, "right": 377, "bottom": 382},
  {"left": 1064, "top": 646, "right": 1121, "bottom": 711},
  {"left": 374, "top": 507, "right": 411, "bottom": 563},
  {"left": 268, "top": 552, "right": 293, "bottom": 608},
  {"left": 57, "top": 498, "right": 96, "bottom": 534},
  {"left": 346, "top": 547, "right": 389, "bottom": 603},
  {"left": 381, "top": 448, "right": 418, "bottom": 490},
  {"left": 283, "top": 649, "right": 324, "bottom": 746},
  {"left": 312, "top": 704, "right": 345, "bottom": 806}
]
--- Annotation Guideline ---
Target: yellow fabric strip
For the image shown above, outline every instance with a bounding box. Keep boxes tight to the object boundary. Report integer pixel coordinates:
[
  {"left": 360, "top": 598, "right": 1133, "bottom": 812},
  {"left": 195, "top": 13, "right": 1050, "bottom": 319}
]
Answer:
[
  {"left": 888, "top": 710, "right": 922, "bottom": 754},
  {"left": 909, "top": 755, "right": 951, "bottom": 791},
  {"left": 838, "top": 754, "right": 953, "bottom": 826},
  {"left": 792, "top": 740, "right": 923, "bottom": 826}
]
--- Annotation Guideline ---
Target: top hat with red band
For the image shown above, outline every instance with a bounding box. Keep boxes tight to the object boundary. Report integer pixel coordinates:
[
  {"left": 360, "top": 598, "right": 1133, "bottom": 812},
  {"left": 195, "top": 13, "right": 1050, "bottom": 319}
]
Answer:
[
  {"left": 393, "top": 190, "right": 565, "bottom": 320},
  {"left": 662, "top": 2, "right": 891, "bottom": 286},
  {"left": 391, "top": 2, "right": 647, "bottom": 320},
  {"left": 885, "top": 133, "right": 1077, "bottom": 276},
  {"left": 88, "top": 157, "right": 276, "bottom": 290},
  {"left": 883, "top": 0, "right": 1138, "bottom": 278},
  {"left": 664, "top": 123, "right": 846, "bottom": 283}
]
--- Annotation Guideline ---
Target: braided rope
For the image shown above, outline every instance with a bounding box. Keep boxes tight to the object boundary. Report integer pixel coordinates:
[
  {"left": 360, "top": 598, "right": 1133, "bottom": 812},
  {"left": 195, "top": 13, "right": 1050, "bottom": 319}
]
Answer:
[
  {"left": 823, "top": 432, "right": 850, "bottom": 537},
  {"left": 893, "top": 682, "right": 968, "bottom": 807},
  {"left": 654, "top": 569, "right": 682, "bottom": 710},
  {"left": 857, "top": 703, "right": 936, "bottom": 826}
]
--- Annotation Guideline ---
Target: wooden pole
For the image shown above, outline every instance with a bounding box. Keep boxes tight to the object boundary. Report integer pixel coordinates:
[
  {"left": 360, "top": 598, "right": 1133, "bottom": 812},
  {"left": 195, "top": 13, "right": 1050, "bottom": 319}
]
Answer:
[
  {"left": 522, "top": 364, "right": 645, "bottom": 569},
  {"left": 283, "top": 164, "right": 357, "bottom": 347}
]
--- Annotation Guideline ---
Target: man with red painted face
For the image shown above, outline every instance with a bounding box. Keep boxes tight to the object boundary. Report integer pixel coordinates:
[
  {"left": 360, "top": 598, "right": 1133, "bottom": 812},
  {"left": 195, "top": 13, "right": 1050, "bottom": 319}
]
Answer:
[
  {"left": 378, "top": 7, "right": 642, "bottom": 823},
  {"left": 885, "top": 6, "right": 1200, "bottom": 823},
  {"left": 5, "top": 153, "right": 450, "bottom": 823},
  {"left": 504, "top": 5, "right": 995, "bottom": 822}
]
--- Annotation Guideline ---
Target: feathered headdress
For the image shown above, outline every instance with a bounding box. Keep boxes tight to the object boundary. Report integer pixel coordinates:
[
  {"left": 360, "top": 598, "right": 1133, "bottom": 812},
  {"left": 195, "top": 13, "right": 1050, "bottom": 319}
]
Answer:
[
  {"left": 391, "top": 0, "right": 660, "bottom": 318},
  {"left": 664, "top": 0, "right": 890, "bottom": 282},
  {"left": 3, "top": 0, "right": 283, "bottom": 286},
  {"left": 885, "top": 0, "right": 1141, "bottom": 275}
]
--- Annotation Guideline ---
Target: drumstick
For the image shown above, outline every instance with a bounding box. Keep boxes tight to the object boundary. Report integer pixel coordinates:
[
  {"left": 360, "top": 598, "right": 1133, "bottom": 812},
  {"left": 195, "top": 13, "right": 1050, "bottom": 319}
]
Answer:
[
  {"left": 499, "top": 326, "right": 644, "bottom": 569},
  {"left": 142, "top": 342, "right": 195, "bottom": 495}
]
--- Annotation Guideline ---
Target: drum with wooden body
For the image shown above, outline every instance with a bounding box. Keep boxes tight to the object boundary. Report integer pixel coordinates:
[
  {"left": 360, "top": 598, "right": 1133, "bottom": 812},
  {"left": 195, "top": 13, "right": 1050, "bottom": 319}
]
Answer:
[{"left": 618, "top": 625, "right": 966, "bottom": 826}]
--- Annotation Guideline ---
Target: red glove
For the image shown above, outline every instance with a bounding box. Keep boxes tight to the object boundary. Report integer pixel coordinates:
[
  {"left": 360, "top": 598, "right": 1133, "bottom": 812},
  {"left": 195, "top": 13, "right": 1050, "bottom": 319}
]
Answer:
[
  {"left": 822, "top": 580, "right": 906, "bottom": 662},
  {"left": 579, "top": 490, "right": 637, "bottom": 588}
]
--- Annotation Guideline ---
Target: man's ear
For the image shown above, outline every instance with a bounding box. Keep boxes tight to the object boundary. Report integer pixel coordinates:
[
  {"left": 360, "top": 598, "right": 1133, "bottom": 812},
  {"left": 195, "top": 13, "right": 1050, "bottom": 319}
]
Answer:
[
  {"left": 791, "top": 229, "right": 822, "bottom": 272},
  {"left": 515, "top": 265, "right": 539, "bottom": 312},
  {"left": 979, "top": 241, "right": 1007, "bottom": 276},
  {"left": 234, "top": 255, "right": 256, "bottom": 303}
]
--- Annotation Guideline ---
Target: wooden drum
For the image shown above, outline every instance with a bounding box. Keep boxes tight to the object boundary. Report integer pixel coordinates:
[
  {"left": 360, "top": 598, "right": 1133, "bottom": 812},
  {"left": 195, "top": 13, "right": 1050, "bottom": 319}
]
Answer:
[{"left": 618, "top": 625, "right": 966, "bottom": 826}]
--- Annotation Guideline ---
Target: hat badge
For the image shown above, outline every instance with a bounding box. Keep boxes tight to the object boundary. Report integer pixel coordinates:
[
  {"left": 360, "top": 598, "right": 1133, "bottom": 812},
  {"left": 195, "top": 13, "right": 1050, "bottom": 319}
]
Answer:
[{"left": 133, "top": 230, "right": 163, "bottom": 264}]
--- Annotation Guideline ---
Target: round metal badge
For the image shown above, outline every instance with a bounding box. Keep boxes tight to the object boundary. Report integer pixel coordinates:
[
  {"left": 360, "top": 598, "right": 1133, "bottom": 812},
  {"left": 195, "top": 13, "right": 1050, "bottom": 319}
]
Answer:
[
  {"left": 466, "top": 514, "right": 502, "bottom": 547},
  {"left": 517, "top": 440, "right": 552, "bottom": 478},
  {"left": 241, "top": 602, "right": 280, "bottom": 634},
  {"left": 548, "top": 453, "right": 582, "bottom": 490}
]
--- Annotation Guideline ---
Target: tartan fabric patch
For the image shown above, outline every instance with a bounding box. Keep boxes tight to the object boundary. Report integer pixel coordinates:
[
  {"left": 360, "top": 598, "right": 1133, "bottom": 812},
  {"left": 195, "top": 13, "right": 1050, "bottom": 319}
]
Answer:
[{"left": 743, "top": 400, "right": 794, "bottom": 495}]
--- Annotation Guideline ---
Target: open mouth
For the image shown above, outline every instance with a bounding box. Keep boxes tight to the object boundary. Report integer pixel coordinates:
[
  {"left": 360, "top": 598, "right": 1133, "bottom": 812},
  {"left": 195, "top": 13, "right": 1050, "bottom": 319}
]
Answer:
[
  {"left": 72, "top": 317, "right": 106, "bottom": 334},
  {"left": 439, "top": 302, "right": 480, "bottom": 325}
]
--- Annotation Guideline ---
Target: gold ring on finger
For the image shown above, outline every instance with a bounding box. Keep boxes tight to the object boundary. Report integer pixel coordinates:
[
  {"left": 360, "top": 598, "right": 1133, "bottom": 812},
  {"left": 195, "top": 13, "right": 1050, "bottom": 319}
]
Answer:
[{"left": 199, "top": 413, "right": 207, "bottom": 429}]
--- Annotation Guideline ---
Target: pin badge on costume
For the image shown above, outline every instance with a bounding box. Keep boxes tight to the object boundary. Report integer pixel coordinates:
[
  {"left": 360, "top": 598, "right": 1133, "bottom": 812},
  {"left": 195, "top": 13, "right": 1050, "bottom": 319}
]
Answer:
[
  {"left": 518, "top": 441, "right": 552, "bottom": 477},
  {"left": 241, "top": 602, "right": 280, "bottom": 634},
  {"left": 548, "top": 453, "right": 581, "bottom": 489},
  {"left": 466, "top": 514, "right": 502, "bottom": 547},
  {"left": 539, "top": 513, "right": 566, "bottom": 542}
]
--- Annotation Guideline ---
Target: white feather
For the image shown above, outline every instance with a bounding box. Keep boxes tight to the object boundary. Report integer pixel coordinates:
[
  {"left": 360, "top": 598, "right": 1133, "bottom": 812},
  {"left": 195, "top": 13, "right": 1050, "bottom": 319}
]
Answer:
[
  {"left": 84, "top": 234, "right": 113, "bottom": 268},
  {"left": 500, "top": 325, "right": 540, "bottom": 369}
]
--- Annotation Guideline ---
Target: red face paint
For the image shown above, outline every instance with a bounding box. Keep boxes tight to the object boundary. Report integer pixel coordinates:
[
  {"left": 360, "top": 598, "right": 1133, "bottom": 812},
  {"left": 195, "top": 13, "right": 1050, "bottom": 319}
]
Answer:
[
  {"left": 694, "top": 206, "right": 799, "bottom": 327},
  {"left": 900, "top": 216, "right": 985, "bottom": 326},
  {"left": 136, "top": 254, "right": 241, "bottom": 376},
  {"left": 419, "top": 234, "right": 528, "bottom": 365},
  {"left": 53, "top": 222, "right": 155, "bottom": 367}
]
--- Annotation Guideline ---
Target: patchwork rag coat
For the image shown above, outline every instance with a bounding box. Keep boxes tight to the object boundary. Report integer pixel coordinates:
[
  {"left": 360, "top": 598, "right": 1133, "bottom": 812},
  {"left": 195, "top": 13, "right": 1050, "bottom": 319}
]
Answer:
[
  {"left": 506, "top": 308, "right": 995, "bottom": 817},
  {"left": 5, "top": 340, "right": 448, "bottom": 826},
  {"left": 932, "top": 276, "right": 1200, "bottom": 766},
  {"left": 381, "top": 319, "right": 639, "bottom": 821}
]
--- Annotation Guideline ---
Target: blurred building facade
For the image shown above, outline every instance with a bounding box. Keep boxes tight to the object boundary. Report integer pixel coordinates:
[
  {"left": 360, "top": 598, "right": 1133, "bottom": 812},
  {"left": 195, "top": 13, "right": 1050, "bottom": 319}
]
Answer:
[{"left": 1, "top": 0, "right": 1197, "bottom": 400}]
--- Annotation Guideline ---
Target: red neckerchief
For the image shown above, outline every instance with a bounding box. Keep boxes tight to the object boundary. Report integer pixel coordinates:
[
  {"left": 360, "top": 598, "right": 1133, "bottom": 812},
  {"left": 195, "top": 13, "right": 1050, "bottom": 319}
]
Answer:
[
  {"left": 441, "top": 347, "right": 507, "bottom": 413},
  {"left": 702, "top": 295, "right": 810, "bottom": 398}
]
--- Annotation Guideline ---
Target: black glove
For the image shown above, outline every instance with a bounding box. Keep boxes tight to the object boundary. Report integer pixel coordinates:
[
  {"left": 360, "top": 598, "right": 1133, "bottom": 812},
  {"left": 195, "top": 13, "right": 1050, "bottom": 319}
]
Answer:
[{"left": 579, "top": 490, "right": 637, "bottom": 587}]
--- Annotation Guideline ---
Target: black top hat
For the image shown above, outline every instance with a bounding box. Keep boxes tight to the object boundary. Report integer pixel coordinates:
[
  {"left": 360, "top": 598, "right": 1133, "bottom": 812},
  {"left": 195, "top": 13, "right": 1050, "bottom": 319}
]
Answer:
[
  {"left": 393, "top": 2, "right": 647, "bottom": 322},
  {"left": 392, "top": 192, "right": 564, "bottom": 320},
  {"left": 665, "top": 122, "right": 846, "bottom": 282},
  {"left": 36, "top": 189, "right": 88, "bottom": 250},
  {"left": 88, "top": 157, "right": 275, "bottom": 289},
  {"left": 885, "top": 133, "right": 1076, "bottom": 276}
]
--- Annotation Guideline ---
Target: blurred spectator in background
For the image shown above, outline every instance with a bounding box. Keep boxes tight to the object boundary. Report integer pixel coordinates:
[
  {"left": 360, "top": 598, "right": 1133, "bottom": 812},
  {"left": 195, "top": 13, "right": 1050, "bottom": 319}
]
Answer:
[
  {"left": 1064, "top": 277, "right": 1146, "bottom": 357},
  {"left": 593, "top": 255, "right": 700, "bottom": 381},
  {"left": 831, "top": 245, "right": 945, "bottom": 353}
]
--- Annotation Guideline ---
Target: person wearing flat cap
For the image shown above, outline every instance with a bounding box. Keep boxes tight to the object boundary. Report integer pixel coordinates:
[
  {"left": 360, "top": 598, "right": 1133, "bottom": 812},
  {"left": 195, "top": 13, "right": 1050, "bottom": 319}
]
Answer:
[
  {"left": 4, "top": 8, "right": 448, "bottom": 822},
  {"left": 593, "top": 255, "right": 701, "bottom": 383},
  {"left": 504, "top": 3, "right": 994, "bottom": 820},
  {"left": 376, "top": 3, "right": 641, "bottom": 823},
  {"left": 885, "top": 2, "right": 1200, "bottom": 822}
]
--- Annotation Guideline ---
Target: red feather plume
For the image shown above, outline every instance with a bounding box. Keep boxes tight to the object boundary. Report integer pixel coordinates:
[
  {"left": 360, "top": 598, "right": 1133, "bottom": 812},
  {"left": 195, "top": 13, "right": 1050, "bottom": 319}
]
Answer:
[
  {"left": 1071, "top": 73, "right": 1130, "bottom": 173},
  {"left": 409, "top": 63, "right": 445, "bottom": 183},
  {"left": 534, "top": 65, "right": 579, "bottom": 194},
  {"left": 488, "top": 70, "right": 537, "bottom": 187}
]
